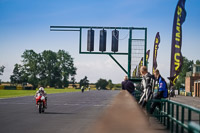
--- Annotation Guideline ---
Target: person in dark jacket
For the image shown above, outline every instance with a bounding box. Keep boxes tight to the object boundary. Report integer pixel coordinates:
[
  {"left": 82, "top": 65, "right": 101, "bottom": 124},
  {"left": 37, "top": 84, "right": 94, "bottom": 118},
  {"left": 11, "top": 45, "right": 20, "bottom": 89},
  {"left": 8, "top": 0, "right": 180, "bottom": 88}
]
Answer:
[
  {"left": 121, "top": 76, "right": 135, "bottom": 96},
  {"left": 150, "top": 69, "right": 168, "bottom": 114}
]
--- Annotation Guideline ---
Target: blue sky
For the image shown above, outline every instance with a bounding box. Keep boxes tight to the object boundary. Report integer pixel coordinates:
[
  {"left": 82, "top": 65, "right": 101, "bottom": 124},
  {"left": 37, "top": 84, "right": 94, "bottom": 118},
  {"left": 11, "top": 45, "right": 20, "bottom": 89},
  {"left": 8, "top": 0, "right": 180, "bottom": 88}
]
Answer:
[{"left": 0, "top": 0, "right": 200, "bottom": 83}]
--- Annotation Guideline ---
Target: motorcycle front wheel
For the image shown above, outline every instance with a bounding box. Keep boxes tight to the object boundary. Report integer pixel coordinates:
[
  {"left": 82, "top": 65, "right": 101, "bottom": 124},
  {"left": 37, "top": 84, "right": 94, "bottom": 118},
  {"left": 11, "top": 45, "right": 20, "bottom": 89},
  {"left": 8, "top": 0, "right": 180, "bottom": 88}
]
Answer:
[{"left": 39, "top": 103, "right": 42, "bottom": 113}]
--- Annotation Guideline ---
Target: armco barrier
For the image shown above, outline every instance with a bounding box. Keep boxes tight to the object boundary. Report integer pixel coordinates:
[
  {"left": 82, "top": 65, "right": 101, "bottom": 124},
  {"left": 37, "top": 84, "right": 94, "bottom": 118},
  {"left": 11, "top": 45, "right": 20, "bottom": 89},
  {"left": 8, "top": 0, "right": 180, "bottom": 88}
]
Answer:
[
  {"left": 23, "top": 86, "right": 33, "bottom": 90},
  {"left": 4, "top": 86, "right": 16, "bottom": 90},
  {"left": 134, "top": 91, "right": 200, "bottom": 133},
  {"left": 0, "top": 85, "right": 34, "bottom": 90}
]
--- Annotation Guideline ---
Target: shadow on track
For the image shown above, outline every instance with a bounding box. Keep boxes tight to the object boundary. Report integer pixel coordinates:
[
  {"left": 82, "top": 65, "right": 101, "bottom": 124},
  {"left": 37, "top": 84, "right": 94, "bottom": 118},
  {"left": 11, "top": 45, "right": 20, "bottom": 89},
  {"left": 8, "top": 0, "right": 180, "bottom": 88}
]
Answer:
[{"left": 44, "top": 112, "right": 75, "bottom": 115}]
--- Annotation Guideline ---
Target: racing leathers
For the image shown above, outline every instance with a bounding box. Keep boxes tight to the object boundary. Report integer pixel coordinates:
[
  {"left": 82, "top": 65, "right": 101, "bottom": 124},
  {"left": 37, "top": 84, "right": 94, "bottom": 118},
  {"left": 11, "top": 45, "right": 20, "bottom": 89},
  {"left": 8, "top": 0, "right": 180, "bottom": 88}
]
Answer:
[
  {"left": 35, "top": 90, "right": 47, "bottom": 108},
  {"left": 138, "top": 72, "right": 154, "bottom": 108}
]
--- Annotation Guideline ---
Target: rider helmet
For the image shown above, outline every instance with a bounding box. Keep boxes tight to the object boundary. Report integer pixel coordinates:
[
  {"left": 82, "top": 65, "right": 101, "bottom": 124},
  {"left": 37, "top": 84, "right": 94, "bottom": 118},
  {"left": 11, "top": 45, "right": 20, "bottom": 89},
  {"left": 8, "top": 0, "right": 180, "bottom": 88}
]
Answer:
[
  {"left": 39, "top": 87, "right": 44, "bottom": 91},
  {"left": 39, "top": 87, "right": 42, "bottom": 91}
]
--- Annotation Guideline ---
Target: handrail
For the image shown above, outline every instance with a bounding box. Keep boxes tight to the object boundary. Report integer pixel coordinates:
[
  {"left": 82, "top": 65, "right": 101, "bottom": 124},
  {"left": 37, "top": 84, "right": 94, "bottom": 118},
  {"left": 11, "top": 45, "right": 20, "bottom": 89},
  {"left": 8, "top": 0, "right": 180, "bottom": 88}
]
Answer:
[
  {"left": 150, "top": 99, "right": 200, "bottom": 114},
  {"left": 188, "top": 122, "right": 200, "bottom": 133},
  {"left": 134, "top": 91, "right": 200, "bottom": 133}
]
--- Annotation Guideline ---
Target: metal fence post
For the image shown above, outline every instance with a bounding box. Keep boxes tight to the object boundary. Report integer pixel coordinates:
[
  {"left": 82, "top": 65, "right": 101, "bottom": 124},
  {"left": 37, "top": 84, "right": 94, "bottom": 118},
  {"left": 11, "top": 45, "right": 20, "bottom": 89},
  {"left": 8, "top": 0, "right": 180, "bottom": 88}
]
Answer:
[
  {"left": 167, "top": 102, "right": 170, "bottom": 129},
  {"left": 171, "top": 103, "right": 174, "bottom": 133},
  {"left": 164, "top": 101, "right": 166, "bottom": 126},
  {"left": 188, "top": 109, "right": 191, "bottom": 122},
  {"left": 161, "top": 101, "right": 163, "bottom": 123},
  {"left": 176, "top": 105, "right": 179, "bottom": 133},
  {"left": 181, "top": 107, "right": 185, "bottom": 133}
]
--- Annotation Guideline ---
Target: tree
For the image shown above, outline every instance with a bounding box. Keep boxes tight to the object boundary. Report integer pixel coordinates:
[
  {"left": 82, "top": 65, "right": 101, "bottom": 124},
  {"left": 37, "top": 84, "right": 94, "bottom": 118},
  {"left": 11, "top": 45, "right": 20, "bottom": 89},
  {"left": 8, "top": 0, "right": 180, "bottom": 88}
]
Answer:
[
  {"left": 56, "top": 50, "right": 77, "bottom": 87},
  {"left": 10, "top": 64, "right": 22, "bottom": 85},
  {"left": 196, "top": 60, "right": 200, "bottom": 65},
  {"left": 107, "top": 79, "right": 114, "bottom": 90},
  {"left": 21, "top": 50, "right": 40, "bottom": 89},
  {"left": 175, "top": 56, "right": 193, "bottom": 89},
  {"left": 40, "top": 50, "right": 58, "bottom": 87},
  {"left": 96, "top": 78, "right": 108, "bottom": 90},
  {"left": 11, "top": 49, "right": 77, "bottom": 89},
  {"left": 0, "top": 65, "right": 5, "bottom": 84},
  {"left": 79, "top": 76, "right": 89, "bottom": 88},
  {"left": 0, "top": 65, "right": 5, "bottom": 75}
]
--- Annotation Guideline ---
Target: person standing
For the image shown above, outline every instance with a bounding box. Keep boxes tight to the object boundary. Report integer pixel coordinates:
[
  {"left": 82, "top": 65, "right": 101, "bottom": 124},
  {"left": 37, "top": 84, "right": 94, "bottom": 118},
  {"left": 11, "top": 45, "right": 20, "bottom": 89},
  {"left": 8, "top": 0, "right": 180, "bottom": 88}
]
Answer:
[
  {"left": 150, "top": 69, "right": 168, "bottom": 114},
  {"left": 121, "top": 76, "right": 135, "bottom": 96},
  {"left": 138, "top": 66, "right": 154, "bottom": 108}
]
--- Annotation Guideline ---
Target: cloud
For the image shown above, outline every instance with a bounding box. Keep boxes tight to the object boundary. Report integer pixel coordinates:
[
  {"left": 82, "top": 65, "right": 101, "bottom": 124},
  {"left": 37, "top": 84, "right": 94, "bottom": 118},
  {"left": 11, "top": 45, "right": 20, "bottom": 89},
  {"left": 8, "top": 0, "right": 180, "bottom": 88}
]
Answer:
[{"left": 75, "top": 57, "right": 127, "bottom": 83}]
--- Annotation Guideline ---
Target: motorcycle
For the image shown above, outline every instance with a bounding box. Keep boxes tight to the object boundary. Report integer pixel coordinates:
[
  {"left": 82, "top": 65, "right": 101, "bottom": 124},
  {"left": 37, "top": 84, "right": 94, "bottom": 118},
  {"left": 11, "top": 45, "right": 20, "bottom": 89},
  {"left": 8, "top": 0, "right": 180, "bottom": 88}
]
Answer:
[{"left": 35, "top": 93, "right": 46, "bottom": 113}]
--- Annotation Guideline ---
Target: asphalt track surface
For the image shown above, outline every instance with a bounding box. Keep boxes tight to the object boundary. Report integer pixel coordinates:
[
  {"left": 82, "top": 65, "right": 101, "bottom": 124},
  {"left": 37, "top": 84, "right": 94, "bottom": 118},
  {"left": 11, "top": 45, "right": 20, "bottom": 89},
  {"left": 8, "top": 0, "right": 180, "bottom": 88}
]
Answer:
[{"left": 0, "top": 90, "right": 119, "bottom": 133}]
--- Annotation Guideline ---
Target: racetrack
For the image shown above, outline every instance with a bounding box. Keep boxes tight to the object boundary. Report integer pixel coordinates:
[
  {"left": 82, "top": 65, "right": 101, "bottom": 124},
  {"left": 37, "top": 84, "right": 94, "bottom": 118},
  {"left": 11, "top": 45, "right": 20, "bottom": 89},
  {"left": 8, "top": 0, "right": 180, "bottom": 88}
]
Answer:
[{"left": 0, "top": 90, "right": 119, "bottom": 133}]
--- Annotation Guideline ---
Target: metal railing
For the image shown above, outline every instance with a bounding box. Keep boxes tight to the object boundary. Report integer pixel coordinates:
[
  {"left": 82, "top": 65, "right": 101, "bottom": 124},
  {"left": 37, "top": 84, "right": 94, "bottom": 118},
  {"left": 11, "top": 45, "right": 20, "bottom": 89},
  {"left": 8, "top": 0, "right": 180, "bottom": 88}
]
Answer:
[
  {"left": 134, "top": 91, "right": 200, "bottom": 133},
  {"left": 188, "top": 122, "right": 200, "bottom": 133}
]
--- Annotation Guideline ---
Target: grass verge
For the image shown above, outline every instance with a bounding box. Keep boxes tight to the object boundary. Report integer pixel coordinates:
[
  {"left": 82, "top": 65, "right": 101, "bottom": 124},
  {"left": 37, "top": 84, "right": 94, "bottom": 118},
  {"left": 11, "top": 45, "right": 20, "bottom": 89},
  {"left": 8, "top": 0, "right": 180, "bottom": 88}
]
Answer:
[{"left": 0, "top": 88, "right": 80, "bottom": 98}]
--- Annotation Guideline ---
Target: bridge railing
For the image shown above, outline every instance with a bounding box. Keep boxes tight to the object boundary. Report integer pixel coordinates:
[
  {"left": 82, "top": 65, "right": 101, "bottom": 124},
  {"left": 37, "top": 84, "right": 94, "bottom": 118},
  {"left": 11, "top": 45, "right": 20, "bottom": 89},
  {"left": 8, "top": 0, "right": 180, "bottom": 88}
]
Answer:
[{"left": 134, "top": 90, "right": 200, "bottom": 133}]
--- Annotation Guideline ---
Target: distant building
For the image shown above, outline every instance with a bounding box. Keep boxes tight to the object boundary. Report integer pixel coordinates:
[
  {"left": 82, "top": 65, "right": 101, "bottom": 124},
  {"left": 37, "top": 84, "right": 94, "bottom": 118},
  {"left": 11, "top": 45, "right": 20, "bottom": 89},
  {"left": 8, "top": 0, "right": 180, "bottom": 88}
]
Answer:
[
  {"left": 185, "top": 64, "right": 200, "bottom": 97},
  {"left": 194, "top": 80, "right": 200, "bottom": 97}
]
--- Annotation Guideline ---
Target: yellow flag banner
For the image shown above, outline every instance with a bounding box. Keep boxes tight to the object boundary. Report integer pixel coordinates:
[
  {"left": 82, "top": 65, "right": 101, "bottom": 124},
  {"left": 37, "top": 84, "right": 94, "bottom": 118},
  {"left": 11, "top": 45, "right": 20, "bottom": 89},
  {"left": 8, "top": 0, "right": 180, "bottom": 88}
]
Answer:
[
  {"left": 168, "top": 0, "right": 186, "bottom": 86},
  {"left": 152, "top": 32, "right": 160, "bottom": 73}
]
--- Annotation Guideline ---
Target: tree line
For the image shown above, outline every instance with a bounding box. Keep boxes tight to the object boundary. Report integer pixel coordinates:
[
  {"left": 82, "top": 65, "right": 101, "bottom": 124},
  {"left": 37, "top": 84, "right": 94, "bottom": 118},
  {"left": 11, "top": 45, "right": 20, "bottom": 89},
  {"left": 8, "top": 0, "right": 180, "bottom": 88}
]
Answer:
[
  {"left": 72, "top": 76, "right": 118, "bottom": 90},
  {"left": 1, "top": 51, "right": 199, "bottom": 90},
  {"left": 10, "top": 50, "right": 76, "bottom": 89},
  {"left": 8, "top": 49, "right": 116, "bottom": 90}
]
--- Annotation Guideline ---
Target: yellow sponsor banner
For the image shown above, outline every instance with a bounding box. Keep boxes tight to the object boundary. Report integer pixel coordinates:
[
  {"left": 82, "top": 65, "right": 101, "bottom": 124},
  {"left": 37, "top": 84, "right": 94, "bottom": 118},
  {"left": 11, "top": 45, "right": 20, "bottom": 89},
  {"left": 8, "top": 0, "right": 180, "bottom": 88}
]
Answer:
[
  {"left": 17, "top": 86, "right": 23, "bottom": 90},
  {"left": 0, "top": 85, "right": 5, "bottom": 90}
]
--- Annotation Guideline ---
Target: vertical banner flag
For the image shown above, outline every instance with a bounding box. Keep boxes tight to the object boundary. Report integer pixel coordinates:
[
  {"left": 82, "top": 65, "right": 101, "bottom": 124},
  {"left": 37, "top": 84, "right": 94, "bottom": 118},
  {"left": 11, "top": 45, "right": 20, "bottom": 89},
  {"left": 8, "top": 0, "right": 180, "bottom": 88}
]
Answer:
[
  {"left": 146, "top": 49, "right": 150, "bottom": 62},
  {"left": 169, "top": 0, "right": 186, "bottom": 86},
  {"left": 132, "top": 66, "right": 137, "bottom": 77},
  {"left": 152, "top": 32, "right": 160, "bottom": 73},
  {"left": 138, "top": 57, "right": 143, "bottom": 77}
]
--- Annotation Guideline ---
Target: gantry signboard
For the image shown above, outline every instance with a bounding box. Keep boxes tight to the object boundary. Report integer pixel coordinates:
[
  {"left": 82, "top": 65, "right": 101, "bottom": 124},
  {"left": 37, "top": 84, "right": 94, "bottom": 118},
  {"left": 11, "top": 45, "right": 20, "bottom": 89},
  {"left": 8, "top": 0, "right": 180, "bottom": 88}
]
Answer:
[{"left": 50, "top": 26, "right": 147, "bottom": 82}]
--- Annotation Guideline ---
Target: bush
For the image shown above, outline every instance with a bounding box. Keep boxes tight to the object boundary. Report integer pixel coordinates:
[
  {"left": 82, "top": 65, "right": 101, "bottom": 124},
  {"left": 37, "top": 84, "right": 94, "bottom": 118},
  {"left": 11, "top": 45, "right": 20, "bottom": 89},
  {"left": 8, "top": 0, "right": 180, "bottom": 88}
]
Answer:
[{"left": 96, "top": 79, "right": 108, "bottom": 90}]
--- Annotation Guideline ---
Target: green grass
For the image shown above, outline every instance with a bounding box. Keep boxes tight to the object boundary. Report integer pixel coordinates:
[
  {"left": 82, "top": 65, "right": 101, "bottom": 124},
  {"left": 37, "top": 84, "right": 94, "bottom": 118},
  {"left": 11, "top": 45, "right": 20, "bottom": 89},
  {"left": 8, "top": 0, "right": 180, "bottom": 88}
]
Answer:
[{"left": 0, "top": 88, "right": 80, "bottom": 98}]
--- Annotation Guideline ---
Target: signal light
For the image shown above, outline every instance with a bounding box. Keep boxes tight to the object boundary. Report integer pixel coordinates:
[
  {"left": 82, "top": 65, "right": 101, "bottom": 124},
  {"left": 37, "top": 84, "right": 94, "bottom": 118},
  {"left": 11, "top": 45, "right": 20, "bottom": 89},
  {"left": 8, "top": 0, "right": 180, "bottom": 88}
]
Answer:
[
  {"left": 87, "top": 29, "right": 94, "bottom": 52},
  {"left": 111, "top": 29, "right": 119, "bottom": 52},
  {"left": 99, "top": 29, "right": 107, "bottom": 52}
]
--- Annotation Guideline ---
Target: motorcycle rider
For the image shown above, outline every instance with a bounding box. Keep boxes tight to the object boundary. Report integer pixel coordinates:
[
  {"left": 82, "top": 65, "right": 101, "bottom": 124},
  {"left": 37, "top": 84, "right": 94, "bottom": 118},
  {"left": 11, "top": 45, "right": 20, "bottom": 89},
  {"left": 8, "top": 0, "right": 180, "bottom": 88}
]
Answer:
[
  {"left": 138, "top": 66, "right": 154, "bottom": 108},
  {"left": 35, "top": 86, "right": 47, "bottom": 108},
  {"left": 81, "top": 86, "right": 85, "bottom": 93}
]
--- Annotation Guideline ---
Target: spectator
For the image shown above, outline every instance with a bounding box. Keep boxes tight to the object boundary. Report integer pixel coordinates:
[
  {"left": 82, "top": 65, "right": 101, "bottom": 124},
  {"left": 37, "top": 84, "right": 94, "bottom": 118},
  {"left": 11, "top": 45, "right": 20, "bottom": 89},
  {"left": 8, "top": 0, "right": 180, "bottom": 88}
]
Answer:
[
  {"left": 121, "top": 76, "right": 135, "bottom": 96},
  {"left": 150, "top": 69, "right": 168, "bottom": 114},
  {"left": 169, "top": 86, "right": 176, "bottom": 98},
  {"left": 138, "top": 66, "right": 154, "bottom": 108}
]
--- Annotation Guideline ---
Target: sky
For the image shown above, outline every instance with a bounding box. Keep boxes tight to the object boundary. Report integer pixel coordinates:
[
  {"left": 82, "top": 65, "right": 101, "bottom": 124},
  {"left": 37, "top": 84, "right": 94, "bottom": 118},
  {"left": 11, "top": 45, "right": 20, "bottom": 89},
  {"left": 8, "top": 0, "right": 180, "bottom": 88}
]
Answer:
[{"left": 0, "top": 0, "right": 200, "bottom": 84}]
